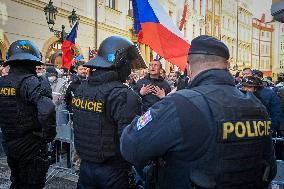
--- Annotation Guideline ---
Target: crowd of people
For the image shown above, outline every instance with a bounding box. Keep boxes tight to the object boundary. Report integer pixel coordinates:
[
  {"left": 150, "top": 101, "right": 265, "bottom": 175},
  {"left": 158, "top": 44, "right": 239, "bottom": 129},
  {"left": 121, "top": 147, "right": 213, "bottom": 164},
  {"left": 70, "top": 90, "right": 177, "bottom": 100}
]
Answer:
[{"left": 0, "top": 35, "right": 280, "bottom": 189}]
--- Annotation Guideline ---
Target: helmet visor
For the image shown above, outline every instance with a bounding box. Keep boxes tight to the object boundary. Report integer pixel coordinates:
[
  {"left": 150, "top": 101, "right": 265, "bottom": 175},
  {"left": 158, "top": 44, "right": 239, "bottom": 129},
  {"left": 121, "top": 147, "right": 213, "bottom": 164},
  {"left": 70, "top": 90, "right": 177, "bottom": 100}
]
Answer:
[{"left": 127, "top": 45, "right": 147, "bottom": 69}]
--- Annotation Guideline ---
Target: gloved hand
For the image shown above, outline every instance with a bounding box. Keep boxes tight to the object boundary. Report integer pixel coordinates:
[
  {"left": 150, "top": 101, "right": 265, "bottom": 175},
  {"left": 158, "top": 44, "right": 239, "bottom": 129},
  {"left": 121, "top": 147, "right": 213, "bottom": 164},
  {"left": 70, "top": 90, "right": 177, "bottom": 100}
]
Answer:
[{"left": 33, "top": 126, "right": 56, "bottom": 143}]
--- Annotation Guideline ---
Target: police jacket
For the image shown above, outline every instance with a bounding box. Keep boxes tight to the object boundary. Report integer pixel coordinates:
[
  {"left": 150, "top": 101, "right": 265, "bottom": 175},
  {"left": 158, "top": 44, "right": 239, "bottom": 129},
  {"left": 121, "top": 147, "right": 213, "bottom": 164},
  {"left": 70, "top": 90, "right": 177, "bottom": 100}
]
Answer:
[
  {"left": 0, "top": 66, "right": 56, "bottom": 154},
  {"left": 73, "top": 70, "right": 141, "bottom": 165},
  {"left": 64, "top": 74, "right": 84, "bottom": 112},
  {"left": 135, "top": 74, "right": 171, "bottom": 112},
  {"left": 121, "top": 69, "right": 277, "bottom": 189}
]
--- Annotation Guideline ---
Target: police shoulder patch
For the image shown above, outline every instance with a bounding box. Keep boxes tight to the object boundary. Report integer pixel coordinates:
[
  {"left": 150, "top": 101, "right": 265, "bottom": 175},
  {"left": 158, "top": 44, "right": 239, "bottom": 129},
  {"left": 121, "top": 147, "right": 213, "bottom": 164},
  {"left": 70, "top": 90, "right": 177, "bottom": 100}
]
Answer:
[{"left": 137, "top": 110, "right": 152, "bottom": 131}]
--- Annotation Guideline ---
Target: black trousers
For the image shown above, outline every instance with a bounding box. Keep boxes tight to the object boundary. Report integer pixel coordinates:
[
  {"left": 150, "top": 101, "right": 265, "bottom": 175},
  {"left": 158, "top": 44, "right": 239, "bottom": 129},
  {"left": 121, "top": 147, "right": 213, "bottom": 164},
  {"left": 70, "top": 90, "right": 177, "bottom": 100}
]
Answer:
[
  {"left": 77, "top": 159, "right": 130, "bottom": 189},
  {"left": 4, "top": 137, "right": 50, "bottom": 189}
]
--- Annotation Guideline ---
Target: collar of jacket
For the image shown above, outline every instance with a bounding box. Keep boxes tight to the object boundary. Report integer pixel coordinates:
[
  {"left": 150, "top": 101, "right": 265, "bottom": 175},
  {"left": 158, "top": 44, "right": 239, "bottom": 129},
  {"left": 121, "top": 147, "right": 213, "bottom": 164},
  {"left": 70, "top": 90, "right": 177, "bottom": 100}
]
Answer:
[
  {"left": 145, "top": 73, "right": 164, "bottom": 81},
  {"left": 188, "top": 69, "right": 235, "bottom": 88},
  {"left": 89, "top": 70, "right": 118, "bottom": 84}
]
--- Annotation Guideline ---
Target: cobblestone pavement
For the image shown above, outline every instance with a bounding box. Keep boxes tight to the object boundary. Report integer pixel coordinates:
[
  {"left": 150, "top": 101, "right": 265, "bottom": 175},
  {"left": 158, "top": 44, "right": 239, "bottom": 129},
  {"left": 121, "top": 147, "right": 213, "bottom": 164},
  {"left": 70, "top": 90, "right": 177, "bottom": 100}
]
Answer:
[{"left": 0, "top": 157, "right": 78, "bottom": 189}]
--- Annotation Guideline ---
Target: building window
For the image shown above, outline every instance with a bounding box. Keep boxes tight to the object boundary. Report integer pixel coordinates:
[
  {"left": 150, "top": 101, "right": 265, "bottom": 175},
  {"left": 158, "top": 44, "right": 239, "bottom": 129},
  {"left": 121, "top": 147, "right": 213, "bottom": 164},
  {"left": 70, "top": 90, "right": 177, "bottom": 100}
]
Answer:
[
  {"left": 227, "top": 19, "right": 230, "bottom": 29},
  {"left": 200, "top": 0, "right": 203, "bottom": 15},
  {"left": 106, "top": 0, "right": 116, "bottom": 9},
  {"left": 200, "top": 28, "right": 202, "bottom": 35},
  {"left": 208, "top": 0, "right": 213, "bottom": 11},
  {"left": 193, "top": 24, "right": 196, "bottom": 38},
  {"left": 184, "top": 21, "right": 188, "bottom": 37},
  {"left": 267, "top": 32, "right": 270, "bottom": 38},
  {"left": 193, "top": 0, "right": 196, "bottom": 10},
  {"left": 261, "top": 45, "right": 264, "bottom": 54},
  {"left": 169, "top": 10, "right": 173, "bottom": 17},
  {"left": 261, "top": 31, "right": 264, "bottom": 37},
  {"left": 128, "top": 0, "right": 133, "bottom": 17}
]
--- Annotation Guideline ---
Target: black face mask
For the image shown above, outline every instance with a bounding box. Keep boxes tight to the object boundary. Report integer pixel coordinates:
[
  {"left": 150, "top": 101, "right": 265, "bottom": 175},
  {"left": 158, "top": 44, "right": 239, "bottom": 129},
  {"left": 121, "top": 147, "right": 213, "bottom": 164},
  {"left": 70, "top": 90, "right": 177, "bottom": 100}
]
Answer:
[{"left": 115, "top": 59, "right": 131, "bottom": 83}]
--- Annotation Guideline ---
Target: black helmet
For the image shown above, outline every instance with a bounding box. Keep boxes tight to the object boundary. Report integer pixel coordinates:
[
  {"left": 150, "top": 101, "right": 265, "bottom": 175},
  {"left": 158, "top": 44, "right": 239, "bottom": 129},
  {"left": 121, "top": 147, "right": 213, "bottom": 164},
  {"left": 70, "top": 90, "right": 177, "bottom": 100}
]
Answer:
[
  {"left": 241, "top": 76, "right": 263, "bottom": 87},
  {"left": 84, "top": 36, "right": 146, "bottom": 69},
  {"left": 5, "top": 40, "right": 43, "bottom": 66}
]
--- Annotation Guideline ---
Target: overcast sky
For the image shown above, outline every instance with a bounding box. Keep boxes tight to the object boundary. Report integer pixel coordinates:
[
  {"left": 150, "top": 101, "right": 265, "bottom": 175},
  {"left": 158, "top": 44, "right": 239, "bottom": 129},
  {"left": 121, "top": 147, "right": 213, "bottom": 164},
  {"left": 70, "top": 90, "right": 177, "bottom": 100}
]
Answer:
[{"left": 251, "top": 0, "right": 272, "bottom": 20}]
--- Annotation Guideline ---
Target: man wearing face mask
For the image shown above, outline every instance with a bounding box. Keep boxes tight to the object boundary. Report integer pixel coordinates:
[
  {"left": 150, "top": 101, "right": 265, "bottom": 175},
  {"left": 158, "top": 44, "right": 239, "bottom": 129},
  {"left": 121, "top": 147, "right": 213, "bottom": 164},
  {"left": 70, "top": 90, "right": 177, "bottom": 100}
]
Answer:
[{"left": 46, "top": 66, "right": 68, "bottom": 106}]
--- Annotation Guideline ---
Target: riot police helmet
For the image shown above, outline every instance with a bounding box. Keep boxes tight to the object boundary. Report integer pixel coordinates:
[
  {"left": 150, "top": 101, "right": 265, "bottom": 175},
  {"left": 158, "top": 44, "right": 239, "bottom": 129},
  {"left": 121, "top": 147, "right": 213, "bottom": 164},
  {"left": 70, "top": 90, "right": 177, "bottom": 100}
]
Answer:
[
  {"left": 84, "top": 36, "right": 146, "bottom": 69},
  {"left": 5, "top": 40, "right": 43, "bottom": 66}
]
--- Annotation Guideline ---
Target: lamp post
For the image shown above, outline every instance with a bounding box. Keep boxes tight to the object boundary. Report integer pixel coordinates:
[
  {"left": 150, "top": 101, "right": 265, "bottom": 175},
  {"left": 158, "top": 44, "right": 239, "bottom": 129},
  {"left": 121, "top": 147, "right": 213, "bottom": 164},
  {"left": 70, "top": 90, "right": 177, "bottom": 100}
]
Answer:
[{"left": 44, "top": 0, "right": 79, "bottom": 42}]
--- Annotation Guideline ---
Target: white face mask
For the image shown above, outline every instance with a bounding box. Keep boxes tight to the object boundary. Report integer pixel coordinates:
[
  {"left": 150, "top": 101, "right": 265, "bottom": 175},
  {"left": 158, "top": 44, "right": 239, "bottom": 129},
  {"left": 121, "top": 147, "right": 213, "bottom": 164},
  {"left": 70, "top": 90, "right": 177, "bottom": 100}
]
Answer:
[{"left": 48, "top": 76, "right": 57, "bottom": 83}]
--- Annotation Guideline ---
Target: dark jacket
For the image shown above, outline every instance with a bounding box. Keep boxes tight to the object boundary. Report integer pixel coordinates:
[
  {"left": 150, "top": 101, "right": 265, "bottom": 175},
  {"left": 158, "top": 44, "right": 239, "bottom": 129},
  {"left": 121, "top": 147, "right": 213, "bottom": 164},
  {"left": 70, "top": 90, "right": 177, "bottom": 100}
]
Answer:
[
  {"left": 0, "top": 66, "right": 56, "bottom": 159},
  {"left": 121, "top": 69, "right": 276, "bottom": 189},
  {"left": 73, "top": 70, "right": 141, "bottom": 165},
  {"left": 257, "top": 87, "right": 281, "bottom": 130},
  {"left": 135, "top": 74, "right": 171, "bottom": 112},
  {"left": 64, "top": 74, "right": 85, "bottom": 112}
]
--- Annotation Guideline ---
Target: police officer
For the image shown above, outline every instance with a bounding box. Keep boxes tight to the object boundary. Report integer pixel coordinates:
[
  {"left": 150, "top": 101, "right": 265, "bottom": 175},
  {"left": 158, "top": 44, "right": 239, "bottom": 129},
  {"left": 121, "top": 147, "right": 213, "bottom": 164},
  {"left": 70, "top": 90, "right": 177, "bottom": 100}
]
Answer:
[
  {"left": 120, "top": 35, "right": 277, "bottom": 189},
  {"left": 0, "top": 40, "right": 56, "bottom": 189},
  {"left": 73, "top": 36, "right": 145, "bottom": 189}
]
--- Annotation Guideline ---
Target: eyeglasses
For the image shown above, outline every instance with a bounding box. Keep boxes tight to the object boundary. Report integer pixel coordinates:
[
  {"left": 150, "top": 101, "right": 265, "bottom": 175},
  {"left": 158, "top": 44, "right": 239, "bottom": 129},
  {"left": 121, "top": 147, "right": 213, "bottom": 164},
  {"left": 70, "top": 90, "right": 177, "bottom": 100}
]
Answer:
[{"left": 36, "top": 67, "right": 45, "bottom": 70}]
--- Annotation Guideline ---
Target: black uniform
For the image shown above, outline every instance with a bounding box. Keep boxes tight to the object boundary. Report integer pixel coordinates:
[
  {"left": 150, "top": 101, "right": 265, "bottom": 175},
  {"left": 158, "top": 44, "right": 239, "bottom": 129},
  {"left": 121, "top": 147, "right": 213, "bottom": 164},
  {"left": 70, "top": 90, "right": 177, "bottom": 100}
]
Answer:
[
  {"left": 120, "top": 35, "right": 277, "bottom": 189},
  {"left": 64, "top": 74, "right": 84, "bottom": 112},
  {"left": 74, "top": 35, "right": 145, "bottom": 189},
  {"left": 73, "top": 70, "right": 141, "bottom": 189},
  {"left": 121, "top": 69, "right": 277, "bottom": 189},
  {"left": 0, "top": 66, "right": 56, "bottom": 189}
]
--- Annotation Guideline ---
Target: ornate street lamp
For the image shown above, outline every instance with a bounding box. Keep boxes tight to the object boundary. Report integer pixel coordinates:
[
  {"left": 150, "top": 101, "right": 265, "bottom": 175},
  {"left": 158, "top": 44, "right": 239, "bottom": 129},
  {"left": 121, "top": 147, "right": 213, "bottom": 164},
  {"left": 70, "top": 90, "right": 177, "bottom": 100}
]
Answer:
[
  {"left": 43, "top": 0, "right": 79, "bottom": 42},
  {"left": 68, "top": 9, "right": 80, "bottom": 28},
  {"left": 44, "top": 0, "right": 58, "bottom": 31}
]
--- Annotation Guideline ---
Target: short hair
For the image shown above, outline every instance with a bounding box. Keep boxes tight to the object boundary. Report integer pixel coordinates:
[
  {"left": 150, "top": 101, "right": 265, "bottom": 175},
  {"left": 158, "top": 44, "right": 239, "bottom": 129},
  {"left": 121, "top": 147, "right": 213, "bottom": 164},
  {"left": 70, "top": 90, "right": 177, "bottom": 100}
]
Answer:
[
  {"left": 75, "top": 61, "right": 85, "bottom": 70},
  {"left": 152, "top": 59, "right": 162, "bottom": 68},
  {"left": 243, "top": 68, "right": 252, "bottom": 72},
  {"left": 188, "top": 54, "right": 226, "bottom": 66}
]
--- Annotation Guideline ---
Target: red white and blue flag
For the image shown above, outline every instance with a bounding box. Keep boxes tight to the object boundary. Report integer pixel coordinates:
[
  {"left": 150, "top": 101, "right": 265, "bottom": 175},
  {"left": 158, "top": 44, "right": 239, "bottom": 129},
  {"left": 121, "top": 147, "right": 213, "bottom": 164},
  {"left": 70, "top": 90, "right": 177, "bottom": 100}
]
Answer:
[
  {"left": 132, "top": 0, "right": 190, "bottom": 70},
  {"left": 62, "top": 21, "right": 78, "bottom": 70}
]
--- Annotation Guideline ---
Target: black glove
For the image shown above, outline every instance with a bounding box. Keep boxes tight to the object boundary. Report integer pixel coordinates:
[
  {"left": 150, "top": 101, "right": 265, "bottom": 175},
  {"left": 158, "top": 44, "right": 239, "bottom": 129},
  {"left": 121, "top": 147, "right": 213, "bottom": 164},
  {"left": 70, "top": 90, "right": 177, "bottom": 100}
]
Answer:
[{"left": 33, "top": 126, "right": 56, "bottom": 143}]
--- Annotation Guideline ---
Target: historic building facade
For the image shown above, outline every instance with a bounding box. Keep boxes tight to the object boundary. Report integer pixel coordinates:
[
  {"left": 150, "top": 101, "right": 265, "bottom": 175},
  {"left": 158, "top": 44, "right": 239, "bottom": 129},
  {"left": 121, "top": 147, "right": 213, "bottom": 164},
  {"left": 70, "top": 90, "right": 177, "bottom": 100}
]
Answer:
[
  {"left": 205, "top": 0, "right": 221, "bottom": 39},
  {"left": 220, "top": 0, "right": 237, "bottom": 67},
  {"left": 252, "top": 18, "right": 274, "bottom": 76},
  {"left": 236, "top": 0, "right": 253, "bottom": 70},
  {"left": 272, "top": 21, "right": 284, "bottom": 79},
  {"left": 0, "top": 0, "right": 155, "bottom": 65}
]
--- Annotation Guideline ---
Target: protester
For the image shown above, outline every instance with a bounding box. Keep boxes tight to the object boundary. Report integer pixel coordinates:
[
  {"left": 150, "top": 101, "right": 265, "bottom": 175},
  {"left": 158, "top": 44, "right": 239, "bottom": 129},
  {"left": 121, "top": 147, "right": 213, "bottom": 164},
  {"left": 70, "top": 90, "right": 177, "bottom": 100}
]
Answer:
[
  {"left": 120, "top": 35, "right": 276, "bottom": 189},
  {"left": 242, "top": 67, "right": 253, "bottom": 77},
  {"left": 135, "top": 60, "right": 171, "bottom": 112},
  {"left": 64, "top": 60, "right": 87, "bottom": 112},
  {"left": 46, "top": 66, "right": 69, "bottom": 106},
  {"left": 167, "top": 71, "right": 177, "bottom": 90},
  {"left": 160, "top": 68, "right": 166, "bottom": 80},
  {"left": 253, "top": 70, "right": 281, "bottom": 131}
]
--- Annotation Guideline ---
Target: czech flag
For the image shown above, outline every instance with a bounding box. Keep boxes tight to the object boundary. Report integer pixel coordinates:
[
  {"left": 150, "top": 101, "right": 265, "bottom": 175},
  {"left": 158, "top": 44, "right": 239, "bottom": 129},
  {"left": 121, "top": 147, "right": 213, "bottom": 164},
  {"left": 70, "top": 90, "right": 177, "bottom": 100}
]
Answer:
[
  {"left": 62, "top": 22, "right": 78, "bottom": 70},
  {"left": 132, "top": 0, "right": 190, "bottom": 70}
]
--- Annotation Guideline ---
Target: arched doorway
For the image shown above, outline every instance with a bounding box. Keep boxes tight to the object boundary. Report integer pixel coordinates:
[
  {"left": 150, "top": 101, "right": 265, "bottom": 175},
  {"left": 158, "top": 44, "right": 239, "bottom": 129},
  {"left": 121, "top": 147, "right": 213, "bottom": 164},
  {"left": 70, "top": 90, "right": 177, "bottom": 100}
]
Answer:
[
  {"left": 0, "top": 34, "right": 10, "bottom": 60},
  {"left": 42, "top": 36, "right": 83, "bottom": 68}
]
